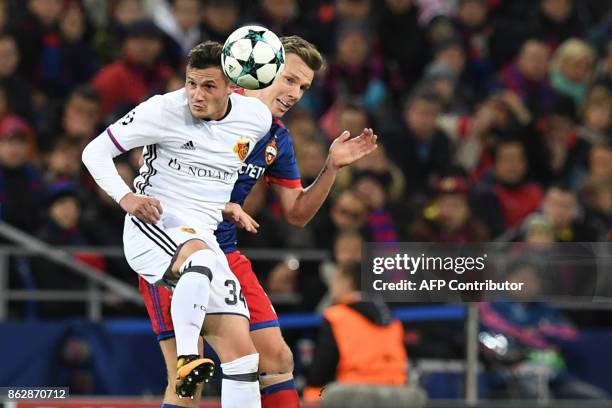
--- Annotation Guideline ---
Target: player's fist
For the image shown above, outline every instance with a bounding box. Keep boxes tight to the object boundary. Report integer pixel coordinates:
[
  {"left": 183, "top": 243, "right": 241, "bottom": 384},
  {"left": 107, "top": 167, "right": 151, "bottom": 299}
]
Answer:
[
  {"left": 223, "top": 202, "right": 259, "bottom": 233},
  {"left": 120, "top": 192, "right": 163, "bottom": 224}
]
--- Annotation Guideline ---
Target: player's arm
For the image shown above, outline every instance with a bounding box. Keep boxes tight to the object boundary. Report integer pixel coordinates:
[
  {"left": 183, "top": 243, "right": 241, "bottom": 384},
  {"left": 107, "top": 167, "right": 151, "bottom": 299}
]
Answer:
[
  {"left": 273, "top": 128, "right": 377, "bottom": 227},
  {"left": 222, "top": 202, "right": 259, "bottom": 233},
  {"left": 82, "top": 98, "right": 164, "bottom": 224}
]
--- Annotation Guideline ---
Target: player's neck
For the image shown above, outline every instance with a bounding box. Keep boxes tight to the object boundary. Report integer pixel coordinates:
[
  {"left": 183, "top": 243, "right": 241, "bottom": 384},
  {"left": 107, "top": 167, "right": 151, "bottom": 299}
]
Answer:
[{"left": 203, "top": 98, "right": 232, "bottom": 122}]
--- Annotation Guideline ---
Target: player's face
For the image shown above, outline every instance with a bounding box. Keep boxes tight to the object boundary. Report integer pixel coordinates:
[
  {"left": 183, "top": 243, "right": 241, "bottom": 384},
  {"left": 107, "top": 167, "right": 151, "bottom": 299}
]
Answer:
[
  {"left": 253, "top": 53, "right": 314, "bottom": 118},
  {"left": 186, "top": 66, "right": 234, "bottom": 120}
]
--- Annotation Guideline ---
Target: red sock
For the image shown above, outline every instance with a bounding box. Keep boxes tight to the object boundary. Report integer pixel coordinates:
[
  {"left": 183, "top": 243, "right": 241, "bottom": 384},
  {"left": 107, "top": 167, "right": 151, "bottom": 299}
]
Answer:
[{"left": 261, "top": 380, "right": 299, "bottom": 408}]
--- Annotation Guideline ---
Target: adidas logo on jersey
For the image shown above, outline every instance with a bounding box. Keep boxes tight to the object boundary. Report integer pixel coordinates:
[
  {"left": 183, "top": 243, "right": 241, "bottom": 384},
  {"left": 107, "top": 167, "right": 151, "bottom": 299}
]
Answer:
[{"left": 180, "top": 141, "right": 196, "bottom": 150}]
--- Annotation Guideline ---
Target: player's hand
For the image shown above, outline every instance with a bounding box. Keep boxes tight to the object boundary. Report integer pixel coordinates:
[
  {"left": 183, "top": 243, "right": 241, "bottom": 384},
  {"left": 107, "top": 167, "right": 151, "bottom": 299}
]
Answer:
[
  {"left": 223, "top": 202, "right": 259, "bottom": 233},
  {"left": 328, "top": 128, "right": 378, "bottom": 170},
  {"left": 119, "top": 192, "right": 163, "bottom": 224}
]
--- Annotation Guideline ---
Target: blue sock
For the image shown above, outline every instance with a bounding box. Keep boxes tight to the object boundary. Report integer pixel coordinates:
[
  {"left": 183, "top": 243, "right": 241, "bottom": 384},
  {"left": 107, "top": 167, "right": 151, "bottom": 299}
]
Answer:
[{"left": 162, "top": 404, "right": 189, "bottom": 408}]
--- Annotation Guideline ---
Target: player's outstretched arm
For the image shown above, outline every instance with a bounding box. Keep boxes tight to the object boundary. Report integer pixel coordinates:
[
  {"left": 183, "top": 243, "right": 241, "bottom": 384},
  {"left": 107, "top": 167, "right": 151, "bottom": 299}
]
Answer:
[
  {"left": 222, "top": 202, "right": 259, "bottom": 233},
  {"left": 273, "top": 128, "right": 378, "bottom": 227}
]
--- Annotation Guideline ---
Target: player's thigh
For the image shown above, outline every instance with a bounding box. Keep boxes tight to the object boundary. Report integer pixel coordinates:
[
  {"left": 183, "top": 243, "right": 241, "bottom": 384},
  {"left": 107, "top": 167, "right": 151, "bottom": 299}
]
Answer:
[
  {"left": 250, "top": 326, "right": 293, "bottom": 374},
  {"left": 123, "top": 214, "right": 179, "bottom": 284},
  {"left": 203, "top": 314, "right": 256, "bottom": 363}
]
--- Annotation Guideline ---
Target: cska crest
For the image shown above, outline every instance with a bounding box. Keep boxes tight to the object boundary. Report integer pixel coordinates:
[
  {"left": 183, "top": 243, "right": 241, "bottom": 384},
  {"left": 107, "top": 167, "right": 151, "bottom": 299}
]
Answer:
[
  {"left": 233, "top": 138, "right": 250, "bottom": 161},
  {"left": 265, "top": 139, "right": 278, "bottom": 165}
]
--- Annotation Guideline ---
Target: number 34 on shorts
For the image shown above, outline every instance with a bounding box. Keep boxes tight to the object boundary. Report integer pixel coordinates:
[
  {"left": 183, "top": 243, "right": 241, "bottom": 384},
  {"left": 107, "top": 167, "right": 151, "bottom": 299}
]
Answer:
[{"left": 224, "top": 279, "right": 247, "bottom": 308}]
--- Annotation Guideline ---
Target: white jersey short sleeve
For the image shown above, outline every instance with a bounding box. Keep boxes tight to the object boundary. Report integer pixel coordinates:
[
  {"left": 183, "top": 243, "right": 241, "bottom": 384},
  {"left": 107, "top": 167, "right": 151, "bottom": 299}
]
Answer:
[{"left": 106, "top": 95, "right": 168, "bottom": 152}]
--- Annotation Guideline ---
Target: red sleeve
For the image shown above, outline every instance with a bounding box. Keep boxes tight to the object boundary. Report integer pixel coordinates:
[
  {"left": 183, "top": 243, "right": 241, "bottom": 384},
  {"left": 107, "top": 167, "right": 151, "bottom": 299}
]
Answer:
[{"left": 264, "top": 175, "right": 302, "bottom": 189}]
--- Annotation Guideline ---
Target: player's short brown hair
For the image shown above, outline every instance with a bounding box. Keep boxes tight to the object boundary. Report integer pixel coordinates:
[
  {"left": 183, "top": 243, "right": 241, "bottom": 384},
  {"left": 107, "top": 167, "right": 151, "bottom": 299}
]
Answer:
[
  {"left": 187, "top": 41, "right": 223, "bottom": 70},
  {"left": 281, "top": 36, "right": 323, "bottom": 72}
]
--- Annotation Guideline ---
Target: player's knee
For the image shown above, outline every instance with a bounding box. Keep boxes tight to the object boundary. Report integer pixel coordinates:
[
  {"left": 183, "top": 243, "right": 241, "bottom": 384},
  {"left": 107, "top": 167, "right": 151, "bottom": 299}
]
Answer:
[
  {"left": 222, "top": 353, "right": 260, "bottom": 383},
  {"left": 171, "top": 240, "right": 211, "bottom": 275},
  {"left": 260, "top": 341, "right": 293, "bottom": 373},
  {"left": 276, "top": 343, "right": 294, "bottom": 373}
]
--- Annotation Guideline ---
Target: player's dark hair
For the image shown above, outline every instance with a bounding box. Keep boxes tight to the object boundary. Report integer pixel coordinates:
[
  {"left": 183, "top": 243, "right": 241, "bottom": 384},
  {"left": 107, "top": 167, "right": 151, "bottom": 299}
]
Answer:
[
  {"left": 187, "top": 41, "right": 223, "bottom": 70},
  {"left": 281, "top": 36, "right": 324, "bottom": 72}
]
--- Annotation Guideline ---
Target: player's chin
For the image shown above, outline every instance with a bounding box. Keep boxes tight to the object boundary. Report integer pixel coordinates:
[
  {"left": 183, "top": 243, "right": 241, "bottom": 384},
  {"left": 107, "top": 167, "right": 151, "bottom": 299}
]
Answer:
[
  {"left": 190, "top": 107, "right": 207, "bottom": 118},
  {"left": 272, "top": 107, "right": 287, "bottom": 118}
]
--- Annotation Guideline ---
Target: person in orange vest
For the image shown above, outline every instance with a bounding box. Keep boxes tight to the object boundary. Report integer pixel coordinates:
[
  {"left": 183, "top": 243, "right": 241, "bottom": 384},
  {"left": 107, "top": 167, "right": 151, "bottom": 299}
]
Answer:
[{"left": 304, "top": 262, "right": 408, "bottom": 401}]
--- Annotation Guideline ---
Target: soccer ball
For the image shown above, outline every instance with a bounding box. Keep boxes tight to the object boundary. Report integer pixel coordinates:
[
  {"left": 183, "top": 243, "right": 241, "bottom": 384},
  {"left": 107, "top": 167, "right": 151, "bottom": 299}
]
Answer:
[{"left": 221, "top": 25, "right": 285, "bottom": 90}]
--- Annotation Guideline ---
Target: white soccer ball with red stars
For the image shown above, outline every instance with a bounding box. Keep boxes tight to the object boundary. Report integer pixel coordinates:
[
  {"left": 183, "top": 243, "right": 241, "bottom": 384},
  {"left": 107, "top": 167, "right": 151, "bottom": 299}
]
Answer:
[{"left": 221, "top": 25, "right": 285, "bottom": 90}]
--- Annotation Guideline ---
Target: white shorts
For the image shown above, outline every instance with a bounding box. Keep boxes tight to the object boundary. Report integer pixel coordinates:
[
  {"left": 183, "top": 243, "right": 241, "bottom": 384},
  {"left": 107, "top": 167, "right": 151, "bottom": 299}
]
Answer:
[{"left": 123, "top": 214, "right": 249, "bottom": 319}]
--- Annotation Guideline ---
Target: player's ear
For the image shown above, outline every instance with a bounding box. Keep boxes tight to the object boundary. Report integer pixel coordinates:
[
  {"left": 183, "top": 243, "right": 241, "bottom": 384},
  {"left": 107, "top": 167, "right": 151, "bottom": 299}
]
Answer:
[{"left": 226, "top": 80, "right": 236, "bottom": 95}]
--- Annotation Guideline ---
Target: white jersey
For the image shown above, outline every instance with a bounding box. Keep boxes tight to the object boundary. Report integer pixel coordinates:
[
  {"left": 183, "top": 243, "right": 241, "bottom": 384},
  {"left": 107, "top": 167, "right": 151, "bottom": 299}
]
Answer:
[{"left": 84, "top": 89, "right": 272, "bottom": 230}]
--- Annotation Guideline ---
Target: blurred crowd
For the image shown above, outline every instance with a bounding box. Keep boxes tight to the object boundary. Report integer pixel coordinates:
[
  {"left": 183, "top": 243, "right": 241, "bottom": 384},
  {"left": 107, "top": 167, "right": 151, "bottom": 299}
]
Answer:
[{"left": 0, "top": 0, "right": 611, "bottom": 316}]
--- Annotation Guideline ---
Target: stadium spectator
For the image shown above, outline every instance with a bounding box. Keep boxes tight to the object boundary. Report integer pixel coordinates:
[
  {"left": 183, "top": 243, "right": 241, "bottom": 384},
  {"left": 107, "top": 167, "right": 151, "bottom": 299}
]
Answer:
[
  {"left": 304, "top": 262, "right": 408, "bottom": 401},
  {"left": 578, "top": 86, "right": 611, "bottom": 145},
  {"left": 0, "top": 34, "right": 35, "bottom": 122},
  {"left": 12, "top": 0, "right": 64, "bottom": 83},
  {"left": 409, "top": 175, "right": 490, "bottom": 242},
  {"left": 200, "top": 0, "right": 240, "bottom": 43},
  {"left": 453, "top": 0, "right": 493, "bottom": 91},
  {"left": 472, "top": 139, "right": 543, "bottom": 236},
  {"left": 320, "top": 101, "right": 370, "bottom": 143},
  {"left": 333, "top": 230, "right": 363, "bottom": 267},
  {"left": 594, "top": 40, "right": 612, "bottom": 88},
  {"left": 43, "top": 138, "right": 85, "bottom": 185},
  {"left": 257, "top": 0, "right": 301, "bottom": 37},
  {"left": 541, "top": 95, "right": 588, "bottom": 185},
  {"left": 579, "top": 178, "right": 612, "bottom": 237},
  {"left": 94, "top": 0, "right": 147, "bottom": 64},
  {"left": 329, "top": 191, "right": 369, "bottom": 234},
  {"left": 303, "top": 0, "right": 372, "bottom": 56},
  {"left": 55, "top": 1, "right": 98, "bottom": 96},
  {"left": 585, "top": 143, "right": 612, "bottom": 184},
  {"left": 0, "top": 115, "right": 43, "bottom": 234},
  {"left": 377, "top": 0, "right": 427, "bottom": 94},
  {"left": 353, "top": 174, "right": 399, "bottom": 242},
  {"left": 40, "top": 85, "right": 101, "bottom": 152},
  {"left": 530, "top": 0, "right": 587, "bottom": 50},
  {"left": 541, "top": 184, "right": 600, "bottom": 241},
  {"left": 550, "top": 38, "right": 596, "bottom": 107},
  {"left": 496, "top": 39, "right": 555, "bottom": 116},
  {"left": 384, "top": 89, "right": 453, "bottom": 194},
  {"left": 322, "top": 26, "right": 387, "bottom": 113},
  {"left": 91, "top": 20, "right": 173, "bottom": 122},
  {"left": 153, "top": 0, "right": 203, "bottom": 56},
  {"left": 30, "top": 182, "right": 104, "bottom": 318}
]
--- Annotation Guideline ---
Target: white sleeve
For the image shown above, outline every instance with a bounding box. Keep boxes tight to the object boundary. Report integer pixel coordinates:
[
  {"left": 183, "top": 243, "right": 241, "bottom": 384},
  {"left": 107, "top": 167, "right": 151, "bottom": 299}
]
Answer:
[
  {"left": 82, "top": 95, "right": 167, "bottom": 204},
  {"left": 82, "top": 132, "right": 133, "bottom": 203},
  {"left": 105, "top": 94, "right": 166, "bottom": 152}
]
